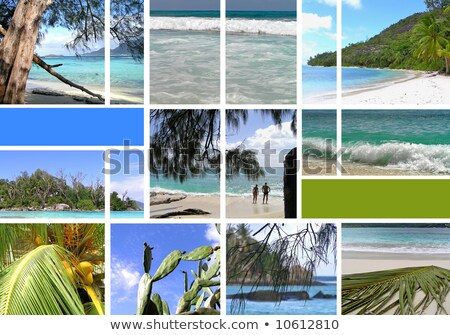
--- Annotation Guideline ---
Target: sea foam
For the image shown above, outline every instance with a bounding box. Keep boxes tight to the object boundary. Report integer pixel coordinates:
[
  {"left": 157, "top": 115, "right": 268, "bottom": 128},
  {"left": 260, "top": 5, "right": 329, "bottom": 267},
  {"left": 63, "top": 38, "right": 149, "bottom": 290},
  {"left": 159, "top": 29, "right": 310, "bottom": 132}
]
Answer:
[
  {"left": 344, "top": 142, "right": 450, "bottom": 174},
  {"left": 150, "top": 17, "right": 296, "bottom": 36}
]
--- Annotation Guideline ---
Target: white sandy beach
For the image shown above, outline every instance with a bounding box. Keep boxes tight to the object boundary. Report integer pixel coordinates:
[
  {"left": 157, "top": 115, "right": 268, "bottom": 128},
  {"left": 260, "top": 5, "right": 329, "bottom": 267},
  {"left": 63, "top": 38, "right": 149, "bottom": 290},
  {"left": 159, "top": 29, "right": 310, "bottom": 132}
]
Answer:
[
  {"left": 343, "top": 251, "right": 450, "bottom": 274},
  {"left": 24, "top": 79, "right": 143, "bottom": 104},
  {"left": 343, "top": 71, "right": 450, "bottom": 104},
  {"left": 226, "top": 196, "right": 284, "bottom": 218},
  {"left": 150, "top": 193, "right": 220, "bottom": 219}
]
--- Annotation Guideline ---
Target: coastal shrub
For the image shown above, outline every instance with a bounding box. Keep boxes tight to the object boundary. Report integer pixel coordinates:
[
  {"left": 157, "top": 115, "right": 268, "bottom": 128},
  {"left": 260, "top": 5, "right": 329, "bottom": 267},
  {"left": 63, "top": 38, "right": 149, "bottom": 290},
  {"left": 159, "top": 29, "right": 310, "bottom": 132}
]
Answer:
[{"left": 76, "top": 199, "right": 96, "bottom": 211}]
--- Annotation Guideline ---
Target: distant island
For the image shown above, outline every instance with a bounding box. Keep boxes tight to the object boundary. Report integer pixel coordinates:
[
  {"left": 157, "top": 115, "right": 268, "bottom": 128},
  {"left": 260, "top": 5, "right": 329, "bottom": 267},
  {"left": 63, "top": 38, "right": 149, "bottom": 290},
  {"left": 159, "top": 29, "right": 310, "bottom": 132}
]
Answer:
[
  {"left": 82, "top": 43, "right": 135, "bottom": 57},
  {"left": 110, "top": 191, "right": 143, "bottom": 211}
]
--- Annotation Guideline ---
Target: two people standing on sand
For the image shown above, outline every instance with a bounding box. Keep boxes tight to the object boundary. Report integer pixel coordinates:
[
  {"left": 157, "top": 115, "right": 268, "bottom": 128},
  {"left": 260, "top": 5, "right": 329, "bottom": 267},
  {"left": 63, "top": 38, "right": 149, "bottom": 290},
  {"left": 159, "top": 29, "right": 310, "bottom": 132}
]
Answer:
[{"left": 252, "top": 182, "right": 271, "bottom": 204}]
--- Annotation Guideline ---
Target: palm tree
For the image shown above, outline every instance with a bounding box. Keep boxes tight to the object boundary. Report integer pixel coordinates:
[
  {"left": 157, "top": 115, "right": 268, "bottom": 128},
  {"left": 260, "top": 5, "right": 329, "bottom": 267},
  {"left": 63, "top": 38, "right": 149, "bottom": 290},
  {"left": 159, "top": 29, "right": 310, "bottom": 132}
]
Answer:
[
  {"left": 412, "top": 13, "right": 450, "bottom": 73},
  {"left": 0, "top": 224, "right": 104, "bottom": 315},
  {"left": 150, "top": 109, "right": 297, "bottom": 217},
  {"left": 342, "top": 266, "right": 450, "bottom": 315},
  {"left": 438, "top": 43, "right": 450, "bottom": 74}
]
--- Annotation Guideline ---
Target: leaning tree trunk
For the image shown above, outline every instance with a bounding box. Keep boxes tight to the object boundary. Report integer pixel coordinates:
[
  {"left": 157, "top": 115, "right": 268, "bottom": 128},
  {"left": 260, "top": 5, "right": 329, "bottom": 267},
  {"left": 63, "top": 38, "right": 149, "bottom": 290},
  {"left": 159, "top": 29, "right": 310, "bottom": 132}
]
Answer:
[
  {"left": 0, "top": 0, "right": 55, "bottom": 104},
  {"left": 283, "top": 147, "right": 297, "bottom": 218}
]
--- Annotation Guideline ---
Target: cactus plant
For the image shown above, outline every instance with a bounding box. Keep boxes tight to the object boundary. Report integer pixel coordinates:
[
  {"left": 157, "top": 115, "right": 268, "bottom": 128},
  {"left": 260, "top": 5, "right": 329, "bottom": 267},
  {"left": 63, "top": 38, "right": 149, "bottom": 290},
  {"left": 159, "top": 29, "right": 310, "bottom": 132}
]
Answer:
[{"left": 135, "top": 229, "right": 221, "bottom": 315}]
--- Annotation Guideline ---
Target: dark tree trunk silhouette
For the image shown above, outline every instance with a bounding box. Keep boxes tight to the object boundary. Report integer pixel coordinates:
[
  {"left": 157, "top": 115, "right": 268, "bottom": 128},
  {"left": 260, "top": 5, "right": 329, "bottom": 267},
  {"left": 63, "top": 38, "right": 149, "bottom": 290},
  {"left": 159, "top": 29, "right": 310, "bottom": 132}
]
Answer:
[
  {"left": 283, "top": 147, "right": 297, "bottom": 218},
  {"left": 0, "top": 0, "right": 54, "bottom": 103}
]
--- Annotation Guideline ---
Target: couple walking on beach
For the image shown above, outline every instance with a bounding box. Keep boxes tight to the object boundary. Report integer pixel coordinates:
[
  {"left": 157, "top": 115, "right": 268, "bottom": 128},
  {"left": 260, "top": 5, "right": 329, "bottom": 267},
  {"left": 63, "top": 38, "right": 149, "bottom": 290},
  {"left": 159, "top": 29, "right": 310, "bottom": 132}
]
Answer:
[{"left": 252, "top": 183, "right": 271, "bottom": 204}]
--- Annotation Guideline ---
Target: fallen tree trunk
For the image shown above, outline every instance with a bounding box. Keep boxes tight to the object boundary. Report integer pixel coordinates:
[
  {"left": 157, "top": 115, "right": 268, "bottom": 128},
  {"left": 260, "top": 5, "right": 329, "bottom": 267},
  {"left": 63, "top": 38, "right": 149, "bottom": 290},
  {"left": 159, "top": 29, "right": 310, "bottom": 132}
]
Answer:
[{"left": 0, "top": 25, "right": 104, "bottom": 102}]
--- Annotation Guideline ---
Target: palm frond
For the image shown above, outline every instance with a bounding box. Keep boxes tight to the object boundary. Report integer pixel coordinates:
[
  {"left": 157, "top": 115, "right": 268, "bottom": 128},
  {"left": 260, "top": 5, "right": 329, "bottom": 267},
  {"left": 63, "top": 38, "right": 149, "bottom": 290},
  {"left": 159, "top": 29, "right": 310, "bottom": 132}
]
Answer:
[
  {"left": 342, "top": 266, "right": 450, "bottom": 315},
  {"left": 0, "top": 225, "right": 19, "bottom": 267},
  {"left": 0, "top": 244, "right": 85, "bottom": 315}
]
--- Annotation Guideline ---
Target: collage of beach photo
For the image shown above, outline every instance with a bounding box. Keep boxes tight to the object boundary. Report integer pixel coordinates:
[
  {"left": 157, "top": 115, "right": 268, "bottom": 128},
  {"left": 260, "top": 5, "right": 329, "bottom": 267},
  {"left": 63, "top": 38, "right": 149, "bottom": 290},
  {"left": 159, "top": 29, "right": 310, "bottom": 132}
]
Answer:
[{"left": 1, "top": 0, "right": 450, "bottom": 328}]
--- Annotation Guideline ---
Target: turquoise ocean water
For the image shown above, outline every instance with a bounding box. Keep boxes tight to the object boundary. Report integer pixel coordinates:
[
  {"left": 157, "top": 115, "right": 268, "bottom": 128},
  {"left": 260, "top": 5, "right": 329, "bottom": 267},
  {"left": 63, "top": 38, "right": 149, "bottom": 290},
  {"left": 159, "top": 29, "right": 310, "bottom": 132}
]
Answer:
[
  {"left": 227, "top": 277, "right": 336, "bottom": 315},
  {"left": 342, "top": 67, "right": 411, "bottom": 92},
  {"left": 110, "top": 56, "right": 144, "bottom": 103},
  {"left": 227, "top": 167, "right": 285, "bottom": 198},
  {"left": 343, "top": 227, "right": 450, "bottom": 255},
  {"left": 29, "top": 56, "right": 143, "bottom": 102},
  {"left": 227, "top": 11, "right": 296, "bottom": 104},
  {"left": 110, "top": 211, "right": 144, "bottom": 219},
  {"left": 302, "top": 66, "right": 336, "bottom": 103},
  {"left": 0, "top": 211, "right": 104, "bottom": 219},
  {"left": 303, "top": 67, "right": 411, "bottom": 103},
  {"left": 150, "top": 10, "right": 220, "bottom": 103},
  {"left": 342, "top": 110, "right": 450, "bottom": 173},
  {"left": 150, "top": 174, "right": 220, "bottom": 195},
  {"left": 302, "top": 110, "right": 336, "bottom": 158},
  {"left": 29, "top": 56, "right": 105, "bottom": 88}
]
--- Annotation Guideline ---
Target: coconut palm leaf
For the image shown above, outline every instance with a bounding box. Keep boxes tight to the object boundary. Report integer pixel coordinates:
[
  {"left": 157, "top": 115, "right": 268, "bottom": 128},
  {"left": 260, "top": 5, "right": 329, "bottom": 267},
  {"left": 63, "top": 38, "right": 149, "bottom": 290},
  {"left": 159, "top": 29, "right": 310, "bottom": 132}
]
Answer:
[
  {"left": 342, "top": 266, "right": 450, "bottom": 315},
  {"left": 0, "top": 244, "right": 85, "bottom": 315},
  {"left": 0, "top": 225, "right": 19, "bottom": 267}
]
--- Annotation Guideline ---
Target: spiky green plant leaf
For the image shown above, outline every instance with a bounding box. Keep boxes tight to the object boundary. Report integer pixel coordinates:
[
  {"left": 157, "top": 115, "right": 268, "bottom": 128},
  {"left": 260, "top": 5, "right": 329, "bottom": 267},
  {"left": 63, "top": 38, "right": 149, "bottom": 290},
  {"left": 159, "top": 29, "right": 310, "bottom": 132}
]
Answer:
[
  {"left": 0, "top": 244, "right": 85, "bottom": 315},
  {"left": 342, "top": 266, "right": 450, "bottom": 315}
]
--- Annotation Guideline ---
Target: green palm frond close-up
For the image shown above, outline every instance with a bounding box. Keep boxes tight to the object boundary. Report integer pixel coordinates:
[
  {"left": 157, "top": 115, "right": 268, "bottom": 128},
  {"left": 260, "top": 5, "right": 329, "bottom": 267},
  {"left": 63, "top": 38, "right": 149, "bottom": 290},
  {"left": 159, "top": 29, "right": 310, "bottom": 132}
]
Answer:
[
  {"left": 0, "top": 245, "right": 85, "bottom": 315},
  {"left": 0, "top": 224, "right": 105, "bottom": 315},
  {"left": 342, "top": 266, "right": 450, "bottom": 315}
]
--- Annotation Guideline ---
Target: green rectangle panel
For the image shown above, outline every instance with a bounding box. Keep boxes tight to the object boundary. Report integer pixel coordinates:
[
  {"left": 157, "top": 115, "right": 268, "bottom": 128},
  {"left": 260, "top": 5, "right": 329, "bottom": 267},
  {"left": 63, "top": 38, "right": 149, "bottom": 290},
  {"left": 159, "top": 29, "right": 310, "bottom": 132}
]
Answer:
[{"left": 302, "top": 179, "right": 450, "bottom": 218}]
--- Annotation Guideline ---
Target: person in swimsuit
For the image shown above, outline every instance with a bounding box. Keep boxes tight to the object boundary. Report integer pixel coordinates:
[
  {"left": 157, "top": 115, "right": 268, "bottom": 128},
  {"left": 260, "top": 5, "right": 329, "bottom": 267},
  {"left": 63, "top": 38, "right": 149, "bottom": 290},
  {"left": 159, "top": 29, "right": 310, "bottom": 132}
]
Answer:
[
  {"left": 262, "top": 182, "right": 270, "bottom": 204},
  {"left": 252, "top": 184, "right": 258, "bottom": 204}
]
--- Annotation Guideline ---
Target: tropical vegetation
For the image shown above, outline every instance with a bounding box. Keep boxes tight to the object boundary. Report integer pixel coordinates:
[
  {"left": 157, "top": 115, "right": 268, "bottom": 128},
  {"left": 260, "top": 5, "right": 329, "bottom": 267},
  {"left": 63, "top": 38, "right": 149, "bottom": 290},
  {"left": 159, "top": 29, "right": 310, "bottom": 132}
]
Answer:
[
  {"left": 136, "top": 225, "right": 220, "bottom": 315},
  {"left": 0, "top": 169, "right": 104, "bottom": 211},
  {"left": 110, "top": 191, "right": 140, "bottom": 211},
  {"left": 226, "top": 223, "right": 337, "bottom": 313},
  {"left": 308, "top": 1, "right": 450, "bottom": 74},
  {"left": 342, "top": 266, "right": 450, "bottom": 315},
  {"left": 0, "top": 223, "right": 105, "bottom": 315}
]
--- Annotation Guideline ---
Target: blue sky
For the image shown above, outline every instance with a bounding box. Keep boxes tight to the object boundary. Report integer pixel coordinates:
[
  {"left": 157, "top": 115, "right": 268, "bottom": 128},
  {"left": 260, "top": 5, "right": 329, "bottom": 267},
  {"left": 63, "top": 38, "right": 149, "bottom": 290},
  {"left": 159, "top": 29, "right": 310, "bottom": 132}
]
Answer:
[
  {"left": 226, "top": 110, "right": 296, "bottom": 168},
  {"left": 111, "top": 224, "right": 221, "bottom": 315},
  {"left": 302, "top": 0, "right": 337, "bottom": 64},
  {"left": 109, "top": 151, "right": 144, "bottom": 203},
  {"left": 151, "top": 0, "right": 220, "bottom": 11},
  {"left": 227, "top": 0, "right": 296, "bottom": 11},
  {"left": 343, "top": 0, "right": 427, "bottom": 46},
  {"left": 230, "top": 224, "right": 336, "bottom": 277},
  {"left": 0, "top": 151, "right": 104, "bottom": 185}
]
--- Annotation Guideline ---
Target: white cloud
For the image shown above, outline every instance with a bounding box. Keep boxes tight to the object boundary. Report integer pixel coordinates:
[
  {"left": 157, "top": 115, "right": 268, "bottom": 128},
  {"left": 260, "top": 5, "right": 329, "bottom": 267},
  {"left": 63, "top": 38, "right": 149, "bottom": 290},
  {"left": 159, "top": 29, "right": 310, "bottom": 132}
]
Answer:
[
  {"left": 111, "top": 175, "right": 144, "bottom": 202},
  {"left": 205, "top": 224, "right": 220, "bottom": 247},
  {"left": 111, "top": 259, "right": 140, "bottom": 303},
  {"left": 345, "top": 0, "right": 362, "bottom": 9},
  {"left": 227, "top": 121, "right": 296, "bottom": 168},
  {"left": 302, "top": 13, "right": 332, "bottom": 33},
  {"left": 317, "top": 0, "right": 361, "bottom": 9}
]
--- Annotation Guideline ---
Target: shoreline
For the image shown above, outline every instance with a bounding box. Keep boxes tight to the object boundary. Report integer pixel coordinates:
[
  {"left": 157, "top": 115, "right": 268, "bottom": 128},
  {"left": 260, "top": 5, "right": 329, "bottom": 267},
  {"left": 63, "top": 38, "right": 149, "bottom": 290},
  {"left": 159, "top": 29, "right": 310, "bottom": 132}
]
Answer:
[
  {"left": 302, "top": 158, "right": 428, "bottom": 176},
  {"left": 25, "top": 79, "right": 143, "bottom": 104},
  {"left": 342, "top": 69, "right": 450, "bottom": 104},
  {"left": 304, "top": 68, "right": 450, "bottom": 104},
  {"left": 343, "top": 250, "right": 450, "bottom": 276},
  {"left": 150, "top": 192, "right": 220, "bottom": 218},
  {"left": 226, "top": 195, "right": 284, "bottom": 218}
]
